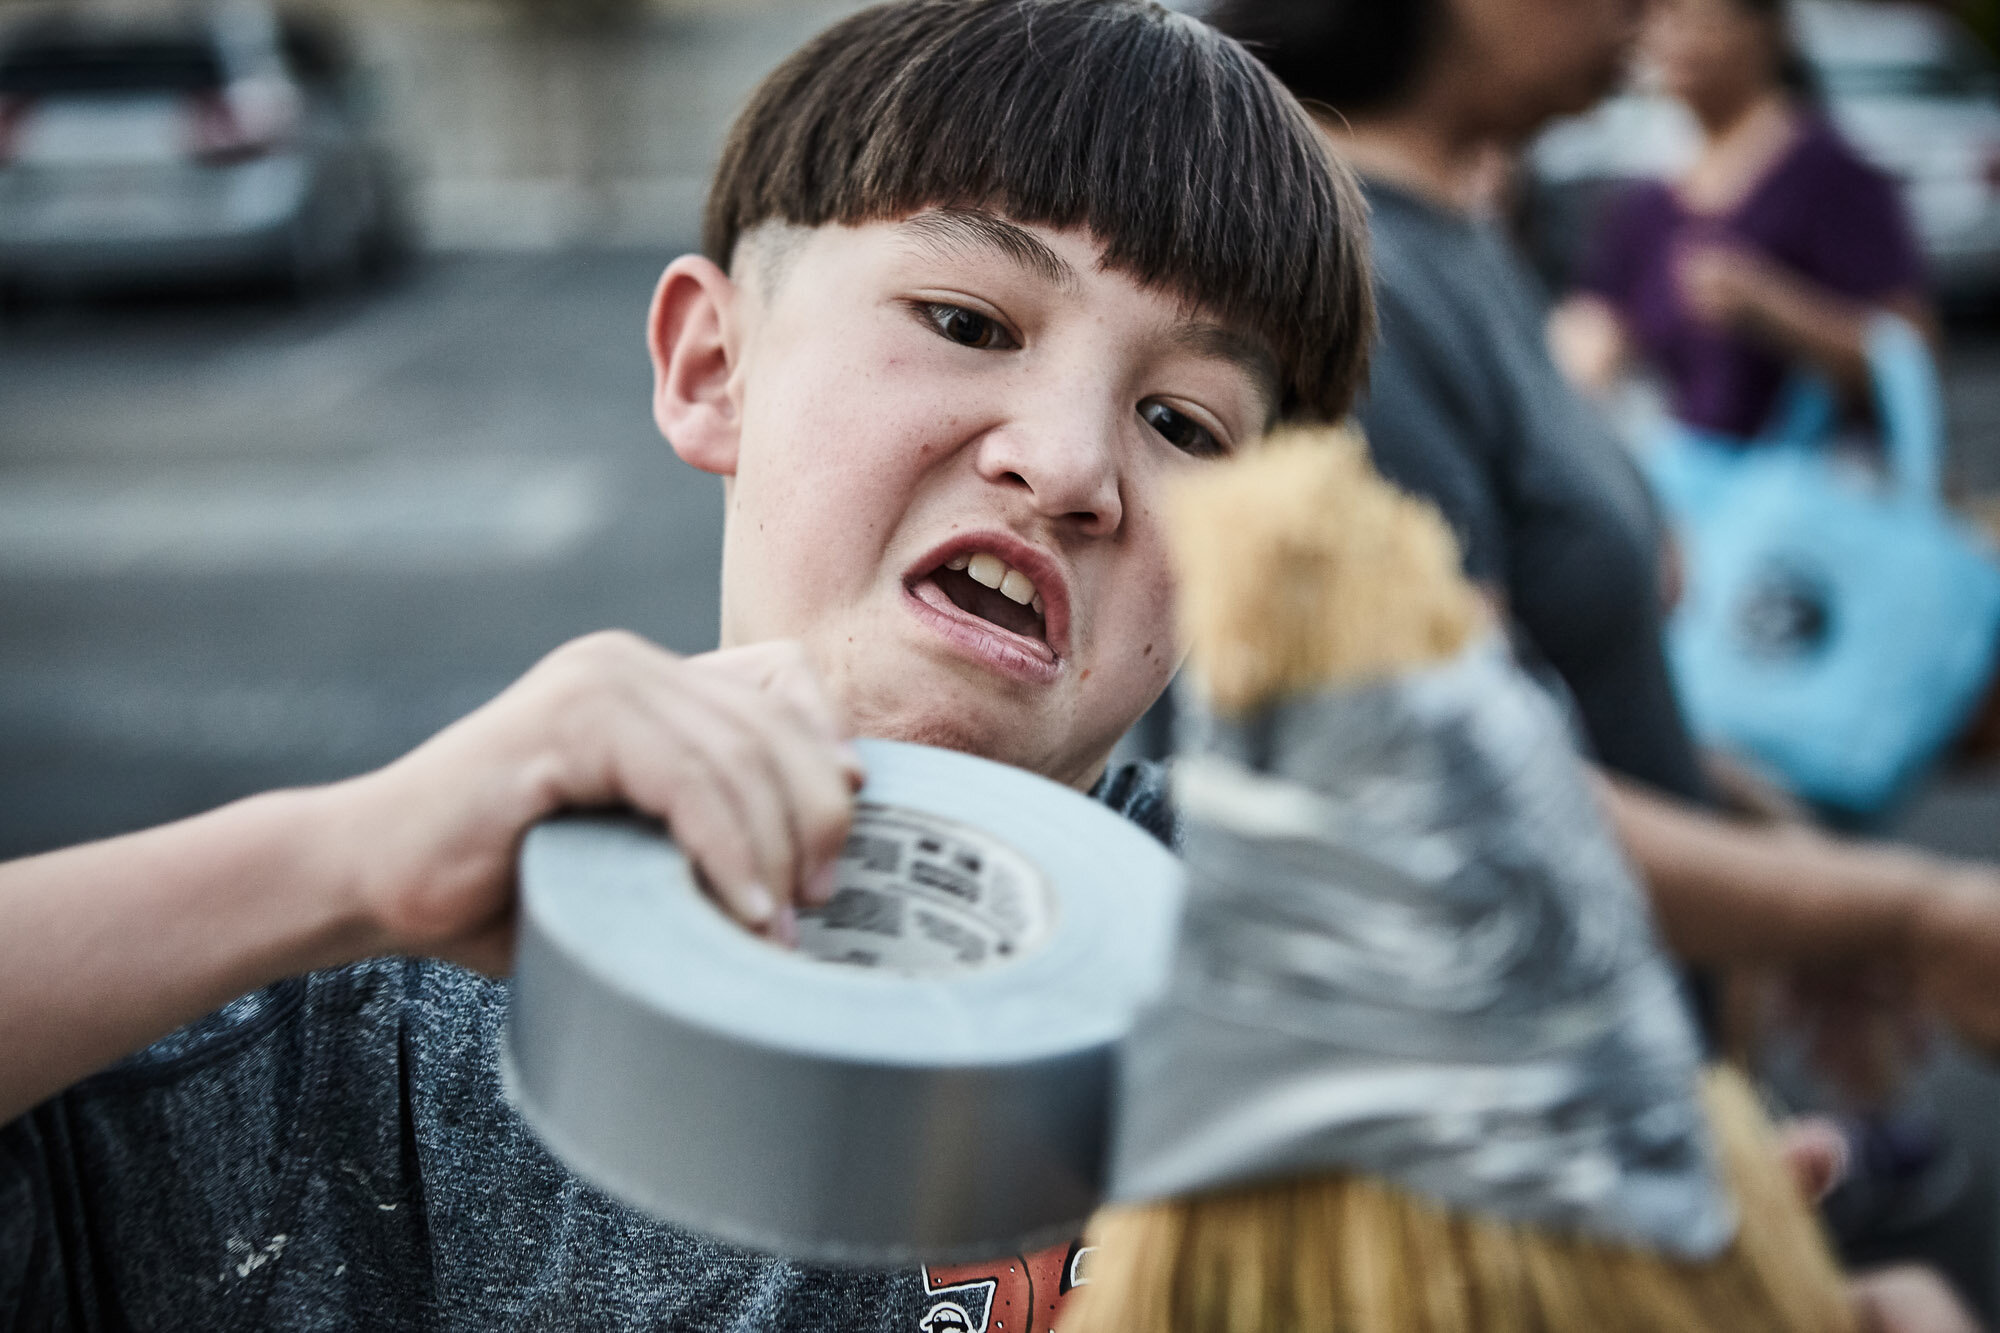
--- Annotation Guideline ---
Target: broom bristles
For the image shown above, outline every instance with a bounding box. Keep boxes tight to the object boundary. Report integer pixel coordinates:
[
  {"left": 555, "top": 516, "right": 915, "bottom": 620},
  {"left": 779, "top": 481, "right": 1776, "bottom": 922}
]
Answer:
[
  {"left": 1166, "top": 425, "right": 1483, "bottom": 713},
  {"left": 1070, "top": 1069, "right": 1856, "bottom": 1331}
]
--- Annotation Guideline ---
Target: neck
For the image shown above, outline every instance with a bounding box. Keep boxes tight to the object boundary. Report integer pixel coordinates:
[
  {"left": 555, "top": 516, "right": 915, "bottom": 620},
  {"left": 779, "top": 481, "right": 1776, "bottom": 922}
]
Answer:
[
  {"left": 1690, "top": 83, "right": 1787, "bottom": 142},
  {"left": 1674, "top": 88, "right": 1797, "bottom": 213}
]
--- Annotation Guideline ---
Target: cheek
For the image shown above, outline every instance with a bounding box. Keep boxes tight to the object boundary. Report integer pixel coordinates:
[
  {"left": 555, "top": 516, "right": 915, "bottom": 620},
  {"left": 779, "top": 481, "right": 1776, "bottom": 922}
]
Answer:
[
  {"left": 730, "top": 343, "right": 978, "bottom": 616},
  {"left": 740, "top": 353, "right": 916, "bottom": 524},
  {"left": 1095, "top": 537, "right": 1185, "bottom": 685}
]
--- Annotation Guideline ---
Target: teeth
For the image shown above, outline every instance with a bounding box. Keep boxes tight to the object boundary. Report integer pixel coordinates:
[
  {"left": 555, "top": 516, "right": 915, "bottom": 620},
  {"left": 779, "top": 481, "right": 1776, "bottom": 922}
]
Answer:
[
  {"left": 966, "top": 553, "right": 1006, "bottom": 589},
  {"left": 952, "top": 550, "right": 1046, "bottom": 613}
]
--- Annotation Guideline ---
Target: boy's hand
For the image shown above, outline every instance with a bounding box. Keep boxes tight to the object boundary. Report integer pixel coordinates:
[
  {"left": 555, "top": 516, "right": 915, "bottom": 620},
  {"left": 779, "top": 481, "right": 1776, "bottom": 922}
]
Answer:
[
  {"left": 335, "top": 631, "right": 862, "bottom": 973},
  {"left": 1849, "top": 1265, "right": 1983, "bottom": 1333}
]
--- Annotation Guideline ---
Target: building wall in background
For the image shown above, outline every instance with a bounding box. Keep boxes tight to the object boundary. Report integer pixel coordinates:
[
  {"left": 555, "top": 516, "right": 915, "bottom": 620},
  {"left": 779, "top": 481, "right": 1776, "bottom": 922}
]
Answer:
[
  {"left": 351, "top": 0, "right": 865, "bottom": 249},
  {"left": 0, "top": 0, "right": 866, "bottom": 248},
  {"left": 355, "top": 0, "right": 868, "bottom": 249}
]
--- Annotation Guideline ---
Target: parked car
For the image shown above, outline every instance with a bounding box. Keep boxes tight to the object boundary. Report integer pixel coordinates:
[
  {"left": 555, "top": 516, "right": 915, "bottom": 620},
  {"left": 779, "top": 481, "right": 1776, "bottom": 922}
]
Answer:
[
  {"left": 1525, "top": 0, "right": 2000, "bottom": 300},
  {"left": 0, "top": 1, "right": 404, "bottom": 296}
]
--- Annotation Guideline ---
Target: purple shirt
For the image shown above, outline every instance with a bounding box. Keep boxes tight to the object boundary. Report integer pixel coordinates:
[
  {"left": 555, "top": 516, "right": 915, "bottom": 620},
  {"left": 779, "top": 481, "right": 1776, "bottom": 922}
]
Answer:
[{"left": 1581, "top": 116, "right": 1923, "bottom": 438}]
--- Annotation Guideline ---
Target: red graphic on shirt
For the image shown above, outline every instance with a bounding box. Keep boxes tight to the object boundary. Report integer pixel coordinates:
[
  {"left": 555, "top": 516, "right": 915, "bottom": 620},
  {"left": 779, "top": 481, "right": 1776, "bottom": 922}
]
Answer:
[{"left": 921, "top": 1239, "right": 1091, "bottom": 1333}]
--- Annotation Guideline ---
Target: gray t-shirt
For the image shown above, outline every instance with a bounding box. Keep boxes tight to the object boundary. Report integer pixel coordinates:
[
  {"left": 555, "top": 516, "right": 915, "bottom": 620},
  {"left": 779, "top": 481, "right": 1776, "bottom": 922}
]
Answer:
[
  {"left": 1358, "top": 181, "right": 1709, "bottom": 803},
  {"left": 1, "top": 762, "right": 1175, "bottom": 1331}
]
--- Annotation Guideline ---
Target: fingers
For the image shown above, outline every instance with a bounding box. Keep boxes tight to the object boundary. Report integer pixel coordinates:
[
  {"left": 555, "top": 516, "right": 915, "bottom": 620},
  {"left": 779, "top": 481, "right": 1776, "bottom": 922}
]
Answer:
[
  {"left": 1848, "top": 1264, "right": 1982, "bottom": 1333},
  {"left": 1774, "top": 1116, "right": 1849, "bottom": 1204},
  {"left": 675, "top": 665, "right": 857, "bottom": 906},
  {"left": 349, "top": 631, "right": 863, "bottom": 968},
  {"left": 535, "top": 635, "right": 856, "bottom": 934},
  {"left": 692, "top": 642, "right": 866, "bottom": 787},
  {"left": 578, "top": 695, "right": 777, "bottom": 928}
]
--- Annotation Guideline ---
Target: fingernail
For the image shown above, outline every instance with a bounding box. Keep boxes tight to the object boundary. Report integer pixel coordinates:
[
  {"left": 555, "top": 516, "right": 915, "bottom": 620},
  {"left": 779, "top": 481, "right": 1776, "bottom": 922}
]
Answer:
[
  {"left": 769, "top": 905, "right": 799, "bottom": 949},
  {"left": 736, "top": 881, "right": 777, "bottom": 926},
  {"left": 840, "top": 741, "right": 866, "bottom": 775},
  {"left": 805, "top": 863, "right": 839, "bottom": 907}
]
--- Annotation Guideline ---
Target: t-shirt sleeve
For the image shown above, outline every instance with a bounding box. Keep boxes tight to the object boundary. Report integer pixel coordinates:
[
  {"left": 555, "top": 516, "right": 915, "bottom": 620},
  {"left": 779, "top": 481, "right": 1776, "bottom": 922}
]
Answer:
[
  {"left": 1, "top": 1109, "right": 72, "bottom": 1322},
  {"left": 1, "top": 978, "right": 363, "bottom": 1325},
  {"left": 1355, "top": 293, "right": 1508, "bottom": 584},
  {"left": 1803, "top": 140, "right": 1925, "bottom": 299}
]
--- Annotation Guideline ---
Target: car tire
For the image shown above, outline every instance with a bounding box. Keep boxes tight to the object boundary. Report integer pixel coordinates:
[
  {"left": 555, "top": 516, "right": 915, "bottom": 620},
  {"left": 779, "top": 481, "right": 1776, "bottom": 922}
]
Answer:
[{"left": 281, "top": 203, "right": 363, "bottom": 300}]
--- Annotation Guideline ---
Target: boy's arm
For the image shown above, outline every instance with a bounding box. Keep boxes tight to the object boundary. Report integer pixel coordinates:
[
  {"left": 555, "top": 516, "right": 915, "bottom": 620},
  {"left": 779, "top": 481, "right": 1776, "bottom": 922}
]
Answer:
[{"left": 0, "top": 631, "right": 859, "bottom": 1124}]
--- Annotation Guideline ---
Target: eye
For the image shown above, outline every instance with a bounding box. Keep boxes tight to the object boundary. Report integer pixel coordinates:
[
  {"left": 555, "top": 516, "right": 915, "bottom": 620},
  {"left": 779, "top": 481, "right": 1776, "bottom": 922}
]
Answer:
[
  {"left": 1141, "top": 400, "right": 1226, "bottom": 458},
  {"left": 920, "top": 302, "right": 1018, "bottom": 351}
]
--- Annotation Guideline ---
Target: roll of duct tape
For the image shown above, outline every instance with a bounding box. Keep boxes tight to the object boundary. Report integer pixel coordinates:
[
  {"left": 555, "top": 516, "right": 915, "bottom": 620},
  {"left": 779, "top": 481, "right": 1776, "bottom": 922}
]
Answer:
[{"left": 501, "top": 738, "right": 1185, "bottom": 1265}]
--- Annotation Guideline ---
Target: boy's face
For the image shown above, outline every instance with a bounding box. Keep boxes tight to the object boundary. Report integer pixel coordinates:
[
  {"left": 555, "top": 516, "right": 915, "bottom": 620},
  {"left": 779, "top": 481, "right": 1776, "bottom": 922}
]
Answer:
[{"left": 651, "top": 212, "right": 1275, "bottom": 789}]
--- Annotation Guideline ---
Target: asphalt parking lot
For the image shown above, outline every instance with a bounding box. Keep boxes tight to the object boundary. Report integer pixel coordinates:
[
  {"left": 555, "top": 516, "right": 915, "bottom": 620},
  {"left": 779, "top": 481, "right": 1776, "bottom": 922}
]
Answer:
[{"left": 0, "top": 254, "right": 717, "bottom": 857}]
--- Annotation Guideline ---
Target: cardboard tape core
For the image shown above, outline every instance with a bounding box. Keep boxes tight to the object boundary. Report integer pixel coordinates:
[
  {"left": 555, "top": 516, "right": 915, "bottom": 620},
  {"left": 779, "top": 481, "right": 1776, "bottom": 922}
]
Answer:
[{"left": 796, "top": 803, "right": 1056, "bottom": 975}]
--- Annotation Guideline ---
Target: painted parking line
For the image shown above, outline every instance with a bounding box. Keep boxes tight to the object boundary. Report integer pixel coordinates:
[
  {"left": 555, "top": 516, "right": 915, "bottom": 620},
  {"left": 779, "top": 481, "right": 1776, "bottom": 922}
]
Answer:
[
  {"left": 0, "top": 669, "right": 505, "bottom": 763},
  {"left": 0, "top": 454, "right": 609, "bottom": 575}
]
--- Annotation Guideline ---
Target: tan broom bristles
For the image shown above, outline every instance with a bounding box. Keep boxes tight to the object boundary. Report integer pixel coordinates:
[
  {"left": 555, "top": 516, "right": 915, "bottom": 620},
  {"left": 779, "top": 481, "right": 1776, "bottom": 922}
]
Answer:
[
  {"left": 1067, "top": 1069, "right": 1856, "bottom": 1333},
  {"left": 1164, "top": 424, "right": 1483, "bottom": 711},
  {"left": 1066, "top": 428, "right": 1858, "bottom": 1333}
]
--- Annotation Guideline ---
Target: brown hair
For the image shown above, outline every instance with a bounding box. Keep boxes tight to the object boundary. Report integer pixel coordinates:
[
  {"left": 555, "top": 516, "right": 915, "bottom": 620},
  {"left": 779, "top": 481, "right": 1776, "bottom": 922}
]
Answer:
[{"left": 704, "top": 0, "right": 1373, "bottom": 422}]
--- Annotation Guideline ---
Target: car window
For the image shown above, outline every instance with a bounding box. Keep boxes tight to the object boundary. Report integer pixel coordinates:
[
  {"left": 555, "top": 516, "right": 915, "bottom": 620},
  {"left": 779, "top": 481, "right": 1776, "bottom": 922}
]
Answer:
[
  {"left": 1817, "top": 31, "right": 2000, "bottom": 100},
  {"left": 0, "top": 37, "right": 223, "bottom": 96},
  {"left": 1821, "top": 60, "right": 1999, "bottom": 99},
  {"left": 278, "top": 18, "right": 350, "bottom": 89}
]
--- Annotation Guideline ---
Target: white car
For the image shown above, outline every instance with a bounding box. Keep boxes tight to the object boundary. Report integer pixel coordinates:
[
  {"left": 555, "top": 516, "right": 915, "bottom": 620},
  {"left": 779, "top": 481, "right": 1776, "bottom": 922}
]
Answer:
[
  {"left": 0, "top": 0, "right": 403, "bottom": 295},
  {"left": 1527, "top": 0, "right": 2000, "bottom": 298}
]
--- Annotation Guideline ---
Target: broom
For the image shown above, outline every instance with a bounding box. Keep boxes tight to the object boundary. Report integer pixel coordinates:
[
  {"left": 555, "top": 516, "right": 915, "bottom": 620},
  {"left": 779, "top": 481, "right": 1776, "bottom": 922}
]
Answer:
[{"left": 1064, "top": 427, "right": 1856, "bottom": 1333}]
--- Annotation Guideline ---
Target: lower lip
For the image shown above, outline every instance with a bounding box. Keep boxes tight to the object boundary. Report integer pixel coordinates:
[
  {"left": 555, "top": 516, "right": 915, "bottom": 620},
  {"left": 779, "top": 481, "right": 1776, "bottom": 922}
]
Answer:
[{"left": 905, "top": 578, "right": 1061, "bottom": 686}]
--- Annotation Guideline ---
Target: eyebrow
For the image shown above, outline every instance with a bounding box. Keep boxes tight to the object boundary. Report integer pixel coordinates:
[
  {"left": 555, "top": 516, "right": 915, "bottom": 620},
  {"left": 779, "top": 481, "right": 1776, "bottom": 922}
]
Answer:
[
  {"left": 1174, "top": 321, "right": 1282, "bottom": 426},
  {"left": 897, "top": 209, "right": 1081, "bottom": 293}
]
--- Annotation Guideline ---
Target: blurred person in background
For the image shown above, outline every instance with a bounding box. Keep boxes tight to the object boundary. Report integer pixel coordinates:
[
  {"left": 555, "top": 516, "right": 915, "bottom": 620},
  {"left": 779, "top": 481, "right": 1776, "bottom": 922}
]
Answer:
[
  {"left": 1207, "top": 0, "right": 2000, "bottom": 1318},
  {"left": 1548, "top": 0, "right": 1933, "bottom": 436}
]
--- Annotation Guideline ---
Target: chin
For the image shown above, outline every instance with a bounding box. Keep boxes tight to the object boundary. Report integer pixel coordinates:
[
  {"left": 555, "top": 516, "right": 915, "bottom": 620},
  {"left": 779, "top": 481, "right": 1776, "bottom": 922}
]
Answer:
[
  {"left": 835, "top": 647, "right": 1139, "bottom": 789},
  {"left": 848, "top": 690, "right": 1070, "bottom": 780},
  {"left": 864, "top": 704, "right": 1026, "bottom": 763},
  {"left": 888, "top": 715, "right": 1011, "bottom": 758}
]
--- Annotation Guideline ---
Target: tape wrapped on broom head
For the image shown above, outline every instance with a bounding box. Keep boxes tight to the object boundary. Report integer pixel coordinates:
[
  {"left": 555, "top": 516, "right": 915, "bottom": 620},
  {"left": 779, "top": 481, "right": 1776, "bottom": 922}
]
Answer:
[{"left": 1066, "top": 427, "right": 1856, "bottom": 1333}]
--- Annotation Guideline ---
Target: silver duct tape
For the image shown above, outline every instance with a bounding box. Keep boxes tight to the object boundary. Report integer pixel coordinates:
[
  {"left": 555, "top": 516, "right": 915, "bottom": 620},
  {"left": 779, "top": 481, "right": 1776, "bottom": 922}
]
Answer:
[
  {"left": 502, "top": 738, "right": 1186, "bottom": 1266},
  {"left": 1110, "top": 639, "right": 1736, "bottom": 1260}
]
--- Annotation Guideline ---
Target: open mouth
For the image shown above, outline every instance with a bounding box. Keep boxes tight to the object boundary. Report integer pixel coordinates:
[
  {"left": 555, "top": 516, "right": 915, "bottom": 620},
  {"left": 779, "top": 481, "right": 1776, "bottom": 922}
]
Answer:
[
  {"left": 906, "top": 544, "right": 1065, "bottom": 676},
  {"left": 930, "top": 554, "right": 1046, "bottom": 640}
]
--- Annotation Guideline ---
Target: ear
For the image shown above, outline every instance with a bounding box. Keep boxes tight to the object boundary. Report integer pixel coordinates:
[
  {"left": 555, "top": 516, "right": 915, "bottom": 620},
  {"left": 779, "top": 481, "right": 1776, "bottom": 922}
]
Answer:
[{"left": 648, "top": 254, "right": 743, "bottom": 476}]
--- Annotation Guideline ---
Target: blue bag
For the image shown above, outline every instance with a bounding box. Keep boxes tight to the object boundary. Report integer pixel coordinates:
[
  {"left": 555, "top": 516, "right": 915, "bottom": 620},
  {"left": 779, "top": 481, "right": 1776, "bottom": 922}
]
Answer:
[{"left": 1647, "top": 317, "right": 2000, "bottom": 819}]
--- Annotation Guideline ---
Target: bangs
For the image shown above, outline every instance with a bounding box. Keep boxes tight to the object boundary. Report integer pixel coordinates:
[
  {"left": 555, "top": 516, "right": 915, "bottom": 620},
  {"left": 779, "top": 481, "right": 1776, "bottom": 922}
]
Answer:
[{"left": 705, "top": 0, "right": 1372, "bottom": 421}]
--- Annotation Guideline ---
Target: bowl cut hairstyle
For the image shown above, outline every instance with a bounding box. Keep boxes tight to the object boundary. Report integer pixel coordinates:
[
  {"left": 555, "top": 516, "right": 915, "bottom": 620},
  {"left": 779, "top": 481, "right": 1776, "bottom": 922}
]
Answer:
[{"left": 705, "top": 0, "right": 1372, "bottom": 422}]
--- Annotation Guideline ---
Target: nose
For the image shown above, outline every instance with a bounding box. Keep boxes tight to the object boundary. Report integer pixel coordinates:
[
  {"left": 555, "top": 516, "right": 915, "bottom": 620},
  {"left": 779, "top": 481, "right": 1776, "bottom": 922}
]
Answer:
[{"left": 971, "top": 401, "right": 1125, "bottom": 537}]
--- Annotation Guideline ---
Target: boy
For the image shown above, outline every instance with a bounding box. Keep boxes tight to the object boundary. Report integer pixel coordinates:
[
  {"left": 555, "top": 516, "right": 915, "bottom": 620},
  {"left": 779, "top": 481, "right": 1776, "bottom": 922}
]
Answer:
[{"left": 0, "top": 1, "right": 1370, "bottom": 1327}]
